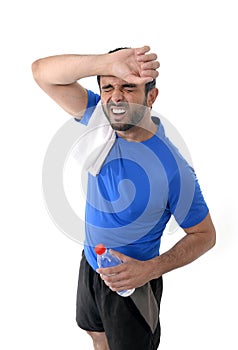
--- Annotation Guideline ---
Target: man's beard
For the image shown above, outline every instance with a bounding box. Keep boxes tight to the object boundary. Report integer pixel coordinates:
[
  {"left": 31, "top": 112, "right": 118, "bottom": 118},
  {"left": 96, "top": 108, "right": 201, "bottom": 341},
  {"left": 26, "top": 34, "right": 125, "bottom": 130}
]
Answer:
[
  {"left": 110, "top": 122, "right": 134, "bottom": 132},
  {"left": 102, "top": 100, "right": 149, "bottom": 131}
]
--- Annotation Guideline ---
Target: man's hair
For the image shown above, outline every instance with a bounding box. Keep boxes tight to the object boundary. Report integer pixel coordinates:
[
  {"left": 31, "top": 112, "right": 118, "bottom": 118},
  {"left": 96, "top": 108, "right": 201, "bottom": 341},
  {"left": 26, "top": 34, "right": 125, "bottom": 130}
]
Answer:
[{"left": 96, "top": 47, "right": 156, "bottom": 96}]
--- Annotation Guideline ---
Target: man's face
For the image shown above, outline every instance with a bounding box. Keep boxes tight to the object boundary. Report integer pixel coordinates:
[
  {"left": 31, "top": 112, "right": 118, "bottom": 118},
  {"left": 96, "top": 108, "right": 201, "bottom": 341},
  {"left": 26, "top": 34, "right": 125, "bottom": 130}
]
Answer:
[{"left": 100, "top": 76, "right": 149, "bottom": 131}]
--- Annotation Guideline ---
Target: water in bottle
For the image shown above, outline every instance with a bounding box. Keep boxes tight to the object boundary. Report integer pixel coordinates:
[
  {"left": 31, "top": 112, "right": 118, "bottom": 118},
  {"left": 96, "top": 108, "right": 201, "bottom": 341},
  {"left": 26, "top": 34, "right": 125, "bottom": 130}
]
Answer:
[{"left": 94, "top": 244, "right": 135, "bottom": 297}]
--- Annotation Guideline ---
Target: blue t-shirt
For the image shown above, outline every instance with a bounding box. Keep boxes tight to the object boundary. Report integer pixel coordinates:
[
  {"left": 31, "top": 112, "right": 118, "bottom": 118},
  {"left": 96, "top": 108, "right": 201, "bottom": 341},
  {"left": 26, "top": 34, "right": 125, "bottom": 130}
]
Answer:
[{"left": 76, "top": 90, "right": 209, "bottom": 271}]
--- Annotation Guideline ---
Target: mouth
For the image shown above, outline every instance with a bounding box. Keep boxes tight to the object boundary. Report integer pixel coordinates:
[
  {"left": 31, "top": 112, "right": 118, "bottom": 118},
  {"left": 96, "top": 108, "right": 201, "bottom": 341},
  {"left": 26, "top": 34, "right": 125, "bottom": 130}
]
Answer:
[
  {"left": 110, "top": 105, "right": 128, "bottom": 121},
  {"left": 111, "top": 107, "right": 126, "bottom": 115}
]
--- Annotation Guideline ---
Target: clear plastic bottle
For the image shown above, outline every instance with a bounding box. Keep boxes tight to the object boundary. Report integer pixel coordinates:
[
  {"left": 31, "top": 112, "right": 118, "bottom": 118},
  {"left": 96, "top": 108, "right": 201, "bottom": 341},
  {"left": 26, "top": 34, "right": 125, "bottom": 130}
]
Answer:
[{"left": 94, "top": 244, "right": 135, "bottom": 297}]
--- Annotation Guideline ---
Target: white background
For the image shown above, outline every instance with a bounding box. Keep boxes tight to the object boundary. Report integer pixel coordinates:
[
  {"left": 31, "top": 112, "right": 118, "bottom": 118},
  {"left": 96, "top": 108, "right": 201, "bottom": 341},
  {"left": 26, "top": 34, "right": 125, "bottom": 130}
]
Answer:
[{"left": 1, "top": 0, "right": 237, "bottom": 349}]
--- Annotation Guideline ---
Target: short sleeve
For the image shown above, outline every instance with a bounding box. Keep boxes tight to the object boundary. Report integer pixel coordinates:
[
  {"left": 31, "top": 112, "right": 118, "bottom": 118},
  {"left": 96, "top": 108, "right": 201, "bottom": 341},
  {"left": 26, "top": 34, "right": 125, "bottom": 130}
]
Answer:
[
  {"left": 74, "top": 90, "right": 100, "bottom": 125},
  {"left": 168, "top": 161, "right": 209, "bottom": 228}
]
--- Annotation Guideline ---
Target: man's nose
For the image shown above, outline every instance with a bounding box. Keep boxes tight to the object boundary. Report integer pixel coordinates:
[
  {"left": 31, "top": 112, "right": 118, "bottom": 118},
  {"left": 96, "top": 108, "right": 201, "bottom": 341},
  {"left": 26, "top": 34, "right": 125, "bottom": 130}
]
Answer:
[{"left": 111, "top": 89, "right": 124, "bottom": 103}]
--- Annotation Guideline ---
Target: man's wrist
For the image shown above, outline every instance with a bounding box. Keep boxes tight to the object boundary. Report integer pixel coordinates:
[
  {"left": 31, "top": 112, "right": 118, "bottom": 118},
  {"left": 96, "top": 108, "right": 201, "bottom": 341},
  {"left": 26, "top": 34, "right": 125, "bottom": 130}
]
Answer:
[
  {"left": 92, "top": 53, "right": 114, "bottom": 77},
  {"left": 146, "top": 257, "right": 162, "bottom": 280}
]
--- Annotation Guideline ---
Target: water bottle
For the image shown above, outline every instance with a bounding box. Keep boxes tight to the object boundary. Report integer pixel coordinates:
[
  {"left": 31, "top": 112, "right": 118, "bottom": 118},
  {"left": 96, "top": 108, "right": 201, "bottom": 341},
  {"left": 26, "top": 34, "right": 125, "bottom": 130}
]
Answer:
[{"left": 94, "top": 244, "right": 135, "bottom": 297}]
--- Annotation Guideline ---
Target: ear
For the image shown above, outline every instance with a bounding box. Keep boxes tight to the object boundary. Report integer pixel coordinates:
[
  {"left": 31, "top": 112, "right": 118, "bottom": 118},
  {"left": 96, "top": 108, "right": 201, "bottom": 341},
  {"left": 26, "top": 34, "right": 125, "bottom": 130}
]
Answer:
[{"left": 147, "top": 88, "right": 159, "bottom": 108}]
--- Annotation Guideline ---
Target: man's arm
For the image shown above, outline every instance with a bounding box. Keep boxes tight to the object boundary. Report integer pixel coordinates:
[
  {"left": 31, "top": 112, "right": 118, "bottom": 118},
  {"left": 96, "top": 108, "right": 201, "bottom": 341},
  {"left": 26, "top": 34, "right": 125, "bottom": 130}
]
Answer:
[
  {"left": 31, "top": 45, "right": 160, "bottom": 118},
  {"left": 97, "top": 213, "right": 216, "bottom": 291},
  {"left": 150, "top": 212, "right": 216, "bottom": 277}
]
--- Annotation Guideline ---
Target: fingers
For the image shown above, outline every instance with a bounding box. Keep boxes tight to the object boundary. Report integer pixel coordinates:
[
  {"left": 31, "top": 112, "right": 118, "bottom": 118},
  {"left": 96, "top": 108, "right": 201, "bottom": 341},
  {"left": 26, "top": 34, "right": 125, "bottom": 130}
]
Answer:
[
  {"left": 135, "top": 47, "right": 159, "bottom": 67},
  {"left": 141, "top": 69, "right": 159, "bottom": 79},
  {"left": 136, "top": 45, "right": 151, "bottom": 55},
  {"left": 100, "top": 270, "right": 133, "bottom": 292},
  {"left": 125, "top": 74, "right": 157, "bottom": 85},
  {"left": 140, "top": 61, "right": 160, "bottom": 78},
  {"left": 140, "top": 60, "right": 160, "bottom": 70},
  {"left": 137, "top": 52, "right": 158, "bottom": 63},
  {"left": 97, "top": 263, "right": 125, "bottom": 276},
  {"left": 140, "top": 57, "right": 160, "bottom": 77},
  {"left": 124, "top": 76, "right": 149, "bottom": 85},
  {"left": 141, "top": 69, "right": 159, "bottom": 81},
  {"left": 135, "top": 48, "right": 160, "bottom": 82}
]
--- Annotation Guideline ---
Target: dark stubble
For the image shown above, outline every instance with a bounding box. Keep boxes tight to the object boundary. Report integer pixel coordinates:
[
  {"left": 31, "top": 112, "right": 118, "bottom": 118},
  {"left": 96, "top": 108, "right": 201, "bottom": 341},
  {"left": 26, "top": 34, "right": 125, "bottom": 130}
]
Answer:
[{"left": 102, "top": 99, "right": 149, "bottom": 131}]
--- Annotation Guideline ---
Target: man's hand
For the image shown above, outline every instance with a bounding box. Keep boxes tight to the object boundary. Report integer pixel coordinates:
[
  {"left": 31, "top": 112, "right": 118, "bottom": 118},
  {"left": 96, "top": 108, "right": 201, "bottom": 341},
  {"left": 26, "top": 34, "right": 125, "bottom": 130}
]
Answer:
[
  {"left": 96, "top": 250, "right": 155, "bottom": 292},
  {"left": 110, "top": 45, "right": 160, "bottom": 85}
]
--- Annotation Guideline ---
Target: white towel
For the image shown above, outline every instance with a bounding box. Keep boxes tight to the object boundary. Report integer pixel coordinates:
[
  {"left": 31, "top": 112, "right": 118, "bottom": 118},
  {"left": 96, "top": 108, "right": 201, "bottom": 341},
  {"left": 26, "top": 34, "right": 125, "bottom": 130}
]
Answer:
[{"left": 72, "top": 101, "right": 116, "bottom": 176}]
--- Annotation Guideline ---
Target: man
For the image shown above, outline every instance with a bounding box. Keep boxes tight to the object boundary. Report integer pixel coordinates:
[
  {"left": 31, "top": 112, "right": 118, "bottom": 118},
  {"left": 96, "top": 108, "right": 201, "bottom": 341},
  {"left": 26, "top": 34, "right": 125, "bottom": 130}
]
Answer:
[{"left": 32, "top": 46, "right": 216, "bottom": 350}]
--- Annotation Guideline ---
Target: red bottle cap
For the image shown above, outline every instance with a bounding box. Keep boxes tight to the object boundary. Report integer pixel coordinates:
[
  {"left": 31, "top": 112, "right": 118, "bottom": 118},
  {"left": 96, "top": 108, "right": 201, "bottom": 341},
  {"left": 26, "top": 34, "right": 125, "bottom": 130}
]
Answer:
[{"left": 94, "top": 244, "right": 106, "bottom": 255}]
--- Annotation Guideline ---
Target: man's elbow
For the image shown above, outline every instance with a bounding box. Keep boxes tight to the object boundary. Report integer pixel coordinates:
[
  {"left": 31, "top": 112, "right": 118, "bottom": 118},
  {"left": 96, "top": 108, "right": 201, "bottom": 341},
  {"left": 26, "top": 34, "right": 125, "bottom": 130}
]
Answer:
[
  {"left": 207, "top": 226, "right": 216, "bottom": 251},
  {"left": 31, "top": 59, "right": 42, "bottom": 83},
  {"left": 202, "top": 213, "right": 216, "bottom": 252}
]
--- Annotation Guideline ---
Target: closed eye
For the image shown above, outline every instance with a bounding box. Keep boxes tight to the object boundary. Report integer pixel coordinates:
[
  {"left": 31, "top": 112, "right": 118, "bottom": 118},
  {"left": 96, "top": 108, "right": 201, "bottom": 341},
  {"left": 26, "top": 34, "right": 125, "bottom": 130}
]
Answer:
[
  {"left": 122, "top": 84, "right": 137, "bottom": 91},
  {"left": 101, "top": 83, "right": 137, "bottom": 93},
  {"left": 101, "top": 84, "right": 114, "bottom": 92},
  {"left": 124, "top": 88, "right": 134, "bottom": 92},
  {"left": 122, "top": 84, "right": 137, "bottom": 93}
]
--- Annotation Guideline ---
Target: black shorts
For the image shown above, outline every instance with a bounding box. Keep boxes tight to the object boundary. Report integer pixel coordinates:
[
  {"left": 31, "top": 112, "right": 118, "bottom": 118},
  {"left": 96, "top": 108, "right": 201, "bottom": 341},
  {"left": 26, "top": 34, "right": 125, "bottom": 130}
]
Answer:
[{"left": 76, "top": 252, "right": 163, "bottom": 350}]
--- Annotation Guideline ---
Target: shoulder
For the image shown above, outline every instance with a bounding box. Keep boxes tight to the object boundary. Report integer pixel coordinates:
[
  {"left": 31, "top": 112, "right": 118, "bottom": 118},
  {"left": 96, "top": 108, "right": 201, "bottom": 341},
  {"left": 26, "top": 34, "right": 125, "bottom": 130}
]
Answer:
[
  {"left": 75, "top": 90, "right": 101, "bottom": 125},
  {"left": 86, "top": 90, "right": 101, "bottom": 108}
]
